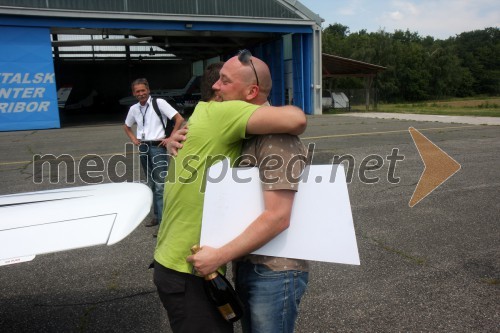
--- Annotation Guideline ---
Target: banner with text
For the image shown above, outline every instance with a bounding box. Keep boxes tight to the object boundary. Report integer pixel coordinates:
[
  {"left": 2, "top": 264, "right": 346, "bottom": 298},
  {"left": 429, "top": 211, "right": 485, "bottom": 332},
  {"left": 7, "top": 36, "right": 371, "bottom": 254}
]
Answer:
[{"left": 0, "top": 26, "right": 60, "bottom": 131}]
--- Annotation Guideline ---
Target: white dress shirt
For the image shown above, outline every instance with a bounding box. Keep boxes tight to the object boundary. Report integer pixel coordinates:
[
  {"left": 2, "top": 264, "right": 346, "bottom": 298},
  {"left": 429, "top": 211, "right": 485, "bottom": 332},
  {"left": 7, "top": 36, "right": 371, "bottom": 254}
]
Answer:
[{"left": 124, "top": 96, "right": 178, "bottom": 140}]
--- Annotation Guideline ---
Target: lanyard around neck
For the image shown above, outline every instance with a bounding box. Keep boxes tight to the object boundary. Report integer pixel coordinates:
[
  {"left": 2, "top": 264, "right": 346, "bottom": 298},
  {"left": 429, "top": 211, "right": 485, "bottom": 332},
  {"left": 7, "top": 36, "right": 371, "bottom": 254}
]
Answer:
[{"left": 140, "top": 103, "right": 149, "bottom": 127}]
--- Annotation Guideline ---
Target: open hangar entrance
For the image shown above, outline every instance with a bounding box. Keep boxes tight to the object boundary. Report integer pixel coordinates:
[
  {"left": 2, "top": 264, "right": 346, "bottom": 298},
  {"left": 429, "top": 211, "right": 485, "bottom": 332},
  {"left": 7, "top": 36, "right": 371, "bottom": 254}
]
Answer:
[
  {"left": 322, "top": 53, "right": 386, "bottom": 111},
  {"left": 0, "top": 1, "right": 322, "bottom": 131},
  {"left": 51, "top": 25, "right": 288, "bottom": 126},
  {"left": 51, "top": 24, "right": 315, "bottom": 125}
]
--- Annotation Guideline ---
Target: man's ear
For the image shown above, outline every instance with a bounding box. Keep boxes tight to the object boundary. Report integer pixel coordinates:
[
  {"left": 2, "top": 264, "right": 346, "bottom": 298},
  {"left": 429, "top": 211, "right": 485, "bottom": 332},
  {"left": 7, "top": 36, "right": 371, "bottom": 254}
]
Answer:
[{"left": 245, "top": 85, "right": 259, "bottom": 101}]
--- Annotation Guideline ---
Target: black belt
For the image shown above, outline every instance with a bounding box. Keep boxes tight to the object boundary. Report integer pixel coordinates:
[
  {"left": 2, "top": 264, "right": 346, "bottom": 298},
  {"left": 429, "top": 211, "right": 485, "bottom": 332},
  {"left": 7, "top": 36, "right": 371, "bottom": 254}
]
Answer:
[{"left": 141, "top": 140, "right": 162, "bottom": 146}]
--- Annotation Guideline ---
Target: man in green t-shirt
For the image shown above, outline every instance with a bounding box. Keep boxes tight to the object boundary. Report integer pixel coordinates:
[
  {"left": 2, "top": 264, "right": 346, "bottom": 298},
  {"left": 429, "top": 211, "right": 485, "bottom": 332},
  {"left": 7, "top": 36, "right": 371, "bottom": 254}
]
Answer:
[{"left": 154, "top": 56, "right": 306, "bottom": 332}]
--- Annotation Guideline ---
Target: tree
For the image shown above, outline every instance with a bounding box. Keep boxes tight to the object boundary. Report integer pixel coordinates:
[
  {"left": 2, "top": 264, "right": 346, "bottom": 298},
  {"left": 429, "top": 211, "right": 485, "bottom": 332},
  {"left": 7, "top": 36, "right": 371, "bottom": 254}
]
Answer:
[
  {"left": 324, "top": 23, "right": 350, "bottom": 38},
  {"left": 454, "top": 28, "right": 500, "bottom": 95},
  {"left": 321, "top": 25, "right": 499, "bottom": 102}
]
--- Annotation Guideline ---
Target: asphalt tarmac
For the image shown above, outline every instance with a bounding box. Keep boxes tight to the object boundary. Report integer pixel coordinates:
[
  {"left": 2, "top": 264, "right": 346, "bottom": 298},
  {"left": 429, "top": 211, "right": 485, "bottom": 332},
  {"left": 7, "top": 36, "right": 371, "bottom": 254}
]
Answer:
[{"left": 0, "top": 113, "right": 498, "bottom": 332}]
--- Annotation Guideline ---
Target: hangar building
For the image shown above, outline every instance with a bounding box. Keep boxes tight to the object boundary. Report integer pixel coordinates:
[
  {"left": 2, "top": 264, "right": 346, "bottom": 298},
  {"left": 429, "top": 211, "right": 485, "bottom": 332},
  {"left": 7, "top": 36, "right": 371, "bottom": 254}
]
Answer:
[{"left": 0, "top": 0, "right": 323, "bottom": 131}]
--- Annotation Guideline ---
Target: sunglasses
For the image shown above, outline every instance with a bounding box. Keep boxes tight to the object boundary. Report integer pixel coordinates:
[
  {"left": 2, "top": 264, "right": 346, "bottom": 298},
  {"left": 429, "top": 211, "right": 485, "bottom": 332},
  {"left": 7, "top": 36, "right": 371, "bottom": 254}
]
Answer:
[{"left": 237, "top": 49, "right": 259, "bottom": 87}]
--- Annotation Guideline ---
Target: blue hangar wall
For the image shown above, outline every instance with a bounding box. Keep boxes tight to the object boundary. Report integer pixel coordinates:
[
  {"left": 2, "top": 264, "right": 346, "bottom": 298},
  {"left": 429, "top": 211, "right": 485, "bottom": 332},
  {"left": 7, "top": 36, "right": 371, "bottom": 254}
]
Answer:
[
  {"left": 0, "top": 25, "right": 59, "bottom": 131},
  {"left": 0, "top": 15, "right": 315, "bottom": 131}
]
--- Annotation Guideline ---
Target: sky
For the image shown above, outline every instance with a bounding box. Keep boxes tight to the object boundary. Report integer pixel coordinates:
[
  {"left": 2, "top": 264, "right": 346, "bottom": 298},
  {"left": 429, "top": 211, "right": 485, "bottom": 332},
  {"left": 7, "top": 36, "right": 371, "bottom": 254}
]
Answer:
[{"left": 298, "top": 0, "right": 500, "bottom": 39}]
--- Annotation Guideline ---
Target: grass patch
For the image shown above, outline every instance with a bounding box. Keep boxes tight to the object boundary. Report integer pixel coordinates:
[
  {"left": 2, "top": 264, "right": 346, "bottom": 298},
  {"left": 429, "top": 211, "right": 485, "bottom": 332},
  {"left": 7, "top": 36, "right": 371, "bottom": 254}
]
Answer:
[
  {"left": 483, "top": 278, "right": 500, "bottom": 285},
  {"left": 108, "top": 270, "right": 120, "bottom": 291},
  {"left": 78, "top": 305, "right": 97, "bottom": 333},
  {"left": 322, "top": 108, "right": 351, "bottom": 115},
  {"left": 372, "top": 238, "right": 427, "bottom": 265},
  {"left": 366, "top": 97, "right": 500, "bottom": 117},
  {"left": 360, "top": 233, "right": 427, "bottom": 266}
]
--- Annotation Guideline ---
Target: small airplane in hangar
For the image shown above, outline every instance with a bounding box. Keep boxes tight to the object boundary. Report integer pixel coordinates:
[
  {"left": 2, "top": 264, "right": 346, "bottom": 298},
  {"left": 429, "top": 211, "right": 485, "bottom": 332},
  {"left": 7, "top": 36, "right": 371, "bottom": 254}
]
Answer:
[{"left": 118, "top": 75, "right": 202, "bottom": 114}]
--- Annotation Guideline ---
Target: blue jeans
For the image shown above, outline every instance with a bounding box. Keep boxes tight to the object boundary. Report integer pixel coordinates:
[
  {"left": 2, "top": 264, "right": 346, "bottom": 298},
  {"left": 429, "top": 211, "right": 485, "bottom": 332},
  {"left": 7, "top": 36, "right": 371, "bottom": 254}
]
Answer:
[
  {"left": 235, "top": 261, "right": 309, "bottom": 333},
  {"left": 139, "top": 143, "right": 168, "bottom": 223}
]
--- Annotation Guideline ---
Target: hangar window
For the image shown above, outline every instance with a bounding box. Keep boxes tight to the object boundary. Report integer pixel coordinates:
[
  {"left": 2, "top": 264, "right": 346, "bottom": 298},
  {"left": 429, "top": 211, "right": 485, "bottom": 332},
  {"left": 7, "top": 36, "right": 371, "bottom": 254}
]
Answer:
[{"left": 51, "top": 34, "right": 176, "bottom": 60}]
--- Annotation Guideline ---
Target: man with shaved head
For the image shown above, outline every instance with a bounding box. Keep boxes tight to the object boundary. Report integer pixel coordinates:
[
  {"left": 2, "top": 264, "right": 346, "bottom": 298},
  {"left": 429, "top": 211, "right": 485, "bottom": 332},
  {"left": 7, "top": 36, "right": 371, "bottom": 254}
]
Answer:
[
  {"left": 190, "top": 51, "right": 310, "bottom": 333},
  {"left": 154, "top": 51, "right": 308, "bottom": 333}
]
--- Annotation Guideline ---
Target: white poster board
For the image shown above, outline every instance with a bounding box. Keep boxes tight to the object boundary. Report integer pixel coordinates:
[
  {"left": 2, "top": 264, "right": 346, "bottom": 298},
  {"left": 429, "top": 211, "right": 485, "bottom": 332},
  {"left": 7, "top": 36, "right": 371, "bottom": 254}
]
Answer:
[{"left": 201, "top": 162, "right": 360, "bottom": 265}]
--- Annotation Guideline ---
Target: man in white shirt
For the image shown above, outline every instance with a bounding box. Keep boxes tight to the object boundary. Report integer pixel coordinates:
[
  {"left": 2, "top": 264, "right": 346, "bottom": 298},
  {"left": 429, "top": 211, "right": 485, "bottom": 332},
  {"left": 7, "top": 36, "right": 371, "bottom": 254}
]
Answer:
[{"left": 123, "top": 78, "right": 184, "bottom": 229}]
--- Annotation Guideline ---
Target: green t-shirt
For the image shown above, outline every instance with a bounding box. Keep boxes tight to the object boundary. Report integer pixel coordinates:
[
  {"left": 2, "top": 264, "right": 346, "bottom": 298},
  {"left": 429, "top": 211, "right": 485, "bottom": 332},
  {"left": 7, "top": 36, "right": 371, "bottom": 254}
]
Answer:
[{"left": 154, "top": 100, "right": 259, "bottom": 274}]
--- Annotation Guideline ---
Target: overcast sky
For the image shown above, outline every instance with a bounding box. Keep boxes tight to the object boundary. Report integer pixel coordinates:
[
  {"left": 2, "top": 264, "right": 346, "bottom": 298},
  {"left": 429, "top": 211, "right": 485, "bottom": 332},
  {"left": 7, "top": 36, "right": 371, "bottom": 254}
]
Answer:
[{"left": 299, "top": 0, "right": 499, "bottom": 39}]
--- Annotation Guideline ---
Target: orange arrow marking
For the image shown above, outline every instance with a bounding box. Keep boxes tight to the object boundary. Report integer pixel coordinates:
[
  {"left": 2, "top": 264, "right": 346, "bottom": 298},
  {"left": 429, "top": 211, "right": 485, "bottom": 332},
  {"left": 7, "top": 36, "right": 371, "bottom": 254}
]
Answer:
[{"left": 409, "top": 127, "right": 461, "bottom": 207}]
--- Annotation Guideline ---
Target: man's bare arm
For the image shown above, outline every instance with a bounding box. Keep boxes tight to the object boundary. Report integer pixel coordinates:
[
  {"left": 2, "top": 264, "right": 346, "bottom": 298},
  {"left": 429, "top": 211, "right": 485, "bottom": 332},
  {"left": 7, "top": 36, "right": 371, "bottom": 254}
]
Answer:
[
  {"left": 160, "top": 113, "right": 185, "bottom": 147},
  {"left": 171, "top": 113, "right": 185, "bottom": 134},
  {"left": 187, "top": 190, "right": 295, "bottom": 275},
  {"left": 166, "top": 126, "right": 188, "bottom": 156},
  {"left": 246, "top": 105, "right": 307, "bottom": 136},
  {"left": 123, "top": 125, "right": 140, "bottom": 146}
]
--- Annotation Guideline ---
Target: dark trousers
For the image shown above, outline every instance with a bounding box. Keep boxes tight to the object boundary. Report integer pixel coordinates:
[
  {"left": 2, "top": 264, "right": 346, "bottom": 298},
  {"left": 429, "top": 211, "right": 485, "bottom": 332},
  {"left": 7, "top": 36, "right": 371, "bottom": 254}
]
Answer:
[{"left": 153, "top": 261, "right": 233, "bottom": 333}]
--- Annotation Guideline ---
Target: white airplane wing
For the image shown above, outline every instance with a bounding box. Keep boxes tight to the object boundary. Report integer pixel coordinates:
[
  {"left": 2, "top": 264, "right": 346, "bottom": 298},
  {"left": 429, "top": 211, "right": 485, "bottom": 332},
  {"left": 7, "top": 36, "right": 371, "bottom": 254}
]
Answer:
[{"left": 0, "top": 183, "right": 152, "bottom": 266}]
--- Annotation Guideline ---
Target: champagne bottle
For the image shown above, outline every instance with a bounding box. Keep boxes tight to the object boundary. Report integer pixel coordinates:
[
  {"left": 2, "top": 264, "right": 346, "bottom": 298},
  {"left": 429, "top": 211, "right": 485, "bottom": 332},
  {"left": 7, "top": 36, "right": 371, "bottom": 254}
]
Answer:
[{"left": 191, "top": 245, "right": 244, "bottom": 322}]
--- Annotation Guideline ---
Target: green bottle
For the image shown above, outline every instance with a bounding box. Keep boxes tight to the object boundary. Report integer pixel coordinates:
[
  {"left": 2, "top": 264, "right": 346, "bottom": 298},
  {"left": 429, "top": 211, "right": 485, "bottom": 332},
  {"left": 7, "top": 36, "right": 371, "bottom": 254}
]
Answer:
[{"left": 191, "top": 245, "right": 244, "bottom": 322}]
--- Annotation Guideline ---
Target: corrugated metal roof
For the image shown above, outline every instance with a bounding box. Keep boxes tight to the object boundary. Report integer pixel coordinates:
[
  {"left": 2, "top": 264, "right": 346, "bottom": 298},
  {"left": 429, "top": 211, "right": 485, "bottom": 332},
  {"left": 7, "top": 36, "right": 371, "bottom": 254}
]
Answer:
[
  {"left": 322, "top": 53, "right": 387, "bottom": 78},
  {"left": 0, "top": 0, "right": 320, "bottom": 23},
  {"left": 0, "top": 0, "right": 323, "bottom": 63}
]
